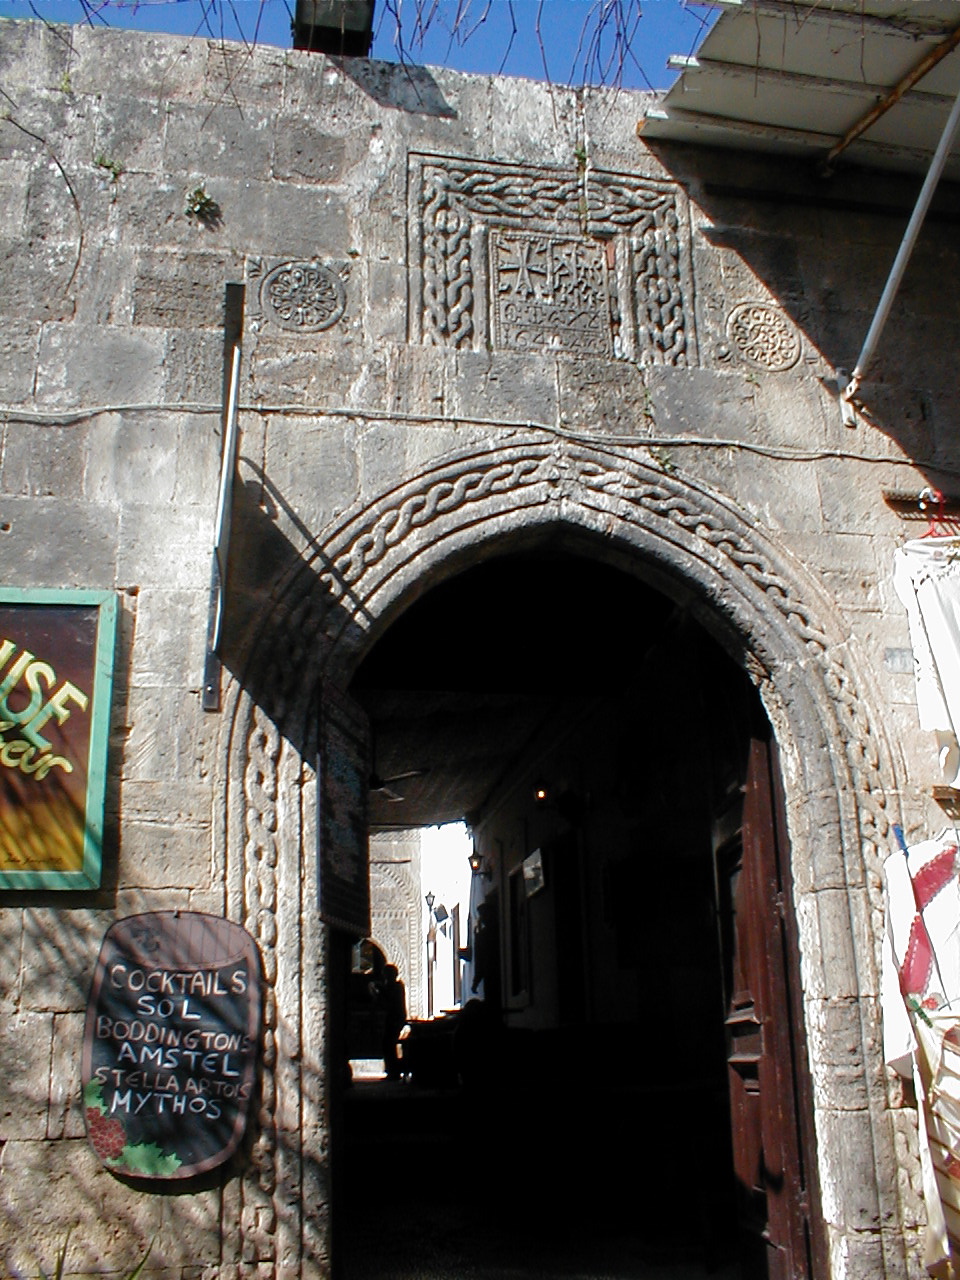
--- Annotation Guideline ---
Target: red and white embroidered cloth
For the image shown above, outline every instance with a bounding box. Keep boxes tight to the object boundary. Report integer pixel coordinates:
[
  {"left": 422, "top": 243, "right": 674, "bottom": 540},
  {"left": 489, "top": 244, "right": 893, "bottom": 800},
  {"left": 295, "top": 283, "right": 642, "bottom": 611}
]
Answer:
[{"left": 884, "top": 831, "right": 960, "bottom": 1277}]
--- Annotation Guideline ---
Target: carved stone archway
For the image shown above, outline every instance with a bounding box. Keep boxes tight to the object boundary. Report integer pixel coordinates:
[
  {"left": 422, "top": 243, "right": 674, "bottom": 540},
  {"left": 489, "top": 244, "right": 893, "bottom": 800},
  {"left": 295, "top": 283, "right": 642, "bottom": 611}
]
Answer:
[{"left": 220, "top": 434, "right": 909, "bottom": 1280}]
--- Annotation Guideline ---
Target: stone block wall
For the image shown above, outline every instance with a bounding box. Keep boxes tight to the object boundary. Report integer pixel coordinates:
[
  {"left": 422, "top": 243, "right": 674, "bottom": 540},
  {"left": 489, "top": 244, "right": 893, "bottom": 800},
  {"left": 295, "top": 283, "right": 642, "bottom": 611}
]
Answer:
[{"left": 0, "top": 14, "right": 957, "bottom": 1277}]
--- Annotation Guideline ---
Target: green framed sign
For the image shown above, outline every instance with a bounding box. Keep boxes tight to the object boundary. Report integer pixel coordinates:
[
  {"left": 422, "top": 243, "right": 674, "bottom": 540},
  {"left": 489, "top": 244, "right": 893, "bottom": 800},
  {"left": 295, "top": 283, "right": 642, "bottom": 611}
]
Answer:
[{"left": 0, "top": 589, "right": 117, "bottom": 890}]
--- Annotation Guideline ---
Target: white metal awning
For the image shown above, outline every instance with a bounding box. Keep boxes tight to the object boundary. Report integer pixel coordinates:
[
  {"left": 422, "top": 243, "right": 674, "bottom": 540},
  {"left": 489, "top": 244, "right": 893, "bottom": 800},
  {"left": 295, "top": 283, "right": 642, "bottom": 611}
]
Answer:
[{"left": 640, "top": 0, "right": 960, "bottom": 178}]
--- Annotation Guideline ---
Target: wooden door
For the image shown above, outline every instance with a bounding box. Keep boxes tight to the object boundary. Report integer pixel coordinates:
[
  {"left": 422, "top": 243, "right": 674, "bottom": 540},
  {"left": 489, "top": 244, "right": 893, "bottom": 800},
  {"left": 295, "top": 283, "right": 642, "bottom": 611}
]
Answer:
[{"left": 715, "top": 736, "right": 820, "bottom": 1280}]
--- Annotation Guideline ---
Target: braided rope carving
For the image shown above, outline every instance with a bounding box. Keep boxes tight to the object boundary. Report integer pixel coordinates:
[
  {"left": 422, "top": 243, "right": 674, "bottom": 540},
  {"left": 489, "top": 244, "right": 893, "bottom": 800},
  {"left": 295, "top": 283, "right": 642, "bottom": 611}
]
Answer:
[
  {"left": 421, "top": 169, "right": 473, "bottom": 349},
  {"left": 427, "top": 161, "right": 581, "bottom": 227},
  {"left": 239, "top": 705, "right": 281, "bottom": 1273},
  {"left": 412, "top": 154, "right": 694, "bottom": 364},
  {"left": 635, "top": 208, "right": 687, "bottom": 366},
  {"left": 587, "top": 169, "right": 685, "bottom": 226},
  {"left": 319, "top": 458, "right": 545, "bottom": 600}
]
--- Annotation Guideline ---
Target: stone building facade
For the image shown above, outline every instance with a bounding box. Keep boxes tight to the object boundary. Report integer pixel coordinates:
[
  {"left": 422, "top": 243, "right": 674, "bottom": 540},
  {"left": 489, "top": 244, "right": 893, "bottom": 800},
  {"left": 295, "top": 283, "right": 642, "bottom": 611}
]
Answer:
[{"left": 0, "top": 15, "right": 958, "bottom": 1279}]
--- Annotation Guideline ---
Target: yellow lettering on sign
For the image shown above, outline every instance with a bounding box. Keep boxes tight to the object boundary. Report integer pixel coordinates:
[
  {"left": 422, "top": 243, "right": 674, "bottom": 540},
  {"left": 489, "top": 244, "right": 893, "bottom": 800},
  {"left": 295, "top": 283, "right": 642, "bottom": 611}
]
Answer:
[
  {"left": 0, "top": 640, "right": 91, "bottom": 779},
  {"left": 23, "top": 680, "right": 89, "bottom": 751},
  {"left": 0, "top": 722, "right": 72, "bottom": 778}
]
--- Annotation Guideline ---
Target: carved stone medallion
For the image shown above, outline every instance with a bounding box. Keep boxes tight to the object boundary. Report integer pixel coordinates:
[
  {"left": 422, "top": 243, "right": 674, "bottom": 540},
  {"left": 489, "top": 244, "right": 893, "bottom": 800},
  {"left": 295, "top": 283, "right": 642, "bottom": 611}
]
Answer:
[
  {"left": 726, "top": 301, "right": 801, "bottom": 371},
  {"left": 253, "top": 259, "right": 347, "bottom": 332},
  {"left": 409, "top": 153, "right": 696, "bottom": 366}
]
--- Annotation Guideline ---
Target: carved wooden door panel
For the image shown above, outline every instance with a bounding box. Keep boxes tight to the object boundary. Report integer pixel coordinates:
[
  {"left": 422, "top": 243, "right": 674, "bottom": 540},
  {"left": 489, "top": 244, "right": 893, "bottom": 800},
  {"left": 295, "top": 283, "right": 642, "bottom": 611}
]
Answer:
[{"left": 716, "top": 736, "right": 816, "bottom": 1280}]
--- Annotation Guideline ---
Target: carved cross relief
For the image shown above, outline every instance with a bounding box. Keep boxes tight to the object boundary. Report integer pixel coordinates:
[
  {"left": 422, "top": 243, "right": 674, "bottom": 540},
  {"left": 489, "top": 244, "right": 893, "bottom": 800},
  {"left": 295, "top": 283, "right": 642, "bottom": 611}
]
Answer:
[{"left": 408, "top": 153, "right": 698, "bottom": 366}]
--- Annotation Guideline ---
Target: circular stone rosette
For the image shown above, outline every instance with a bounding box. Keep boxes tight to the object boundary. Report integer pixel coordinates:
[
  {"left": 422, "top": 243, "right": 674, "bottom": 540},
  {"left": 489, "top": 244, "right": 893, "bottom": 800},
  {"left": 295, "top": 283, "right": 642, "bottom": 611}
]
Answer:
[
  {"left": 725, "top": 302, "right": 801, "bottom": 372},
  {"left": 261, "top": 261, "right": 346, "bottom": 333}
]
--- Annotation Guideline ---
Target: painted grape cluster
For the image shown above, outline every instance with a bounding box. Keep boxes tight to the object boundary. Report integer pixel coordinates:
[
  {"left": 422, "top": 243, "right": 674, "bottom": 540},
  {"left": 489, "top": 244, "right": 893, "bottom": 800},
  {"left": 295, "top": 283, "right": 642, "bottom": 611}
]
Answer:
[
  {"left": 86, "top": 1106, "right": 126, "bottom": 1161},
  {"left": 83, "top": 1079, "right": 181, "bottom": 1177}
]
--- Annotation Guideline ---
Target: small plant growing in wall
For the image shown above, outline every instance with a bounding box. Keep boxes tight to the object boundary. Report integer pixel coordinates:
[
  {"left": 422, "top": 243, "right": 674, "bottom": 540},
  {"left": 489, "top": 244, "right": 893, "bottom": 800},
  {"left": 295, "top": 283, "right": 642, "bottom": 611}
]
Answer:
[
  {"left": 647, "top": 445, "right": 676, "bottom": 475},
  {"left": 184, "top": 183, "right": 222, "bottom": 228},
  {"left": 94, "top": 153, "right": 124, "bottom": 199}
]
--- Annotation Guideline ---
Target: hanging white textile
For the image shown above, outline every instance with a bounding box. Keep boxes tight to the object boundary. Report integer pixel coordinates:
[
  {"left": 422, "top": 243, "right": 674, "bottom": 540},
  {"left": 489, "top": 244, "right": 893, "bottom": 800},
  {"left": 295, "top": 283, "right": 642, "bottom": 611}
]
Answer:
[
  {"left": 893, "top": 536, "right": 960, "bottom": 788},
  {"left": 884, "top": 830, "right": 960, "bottom": 1277}
]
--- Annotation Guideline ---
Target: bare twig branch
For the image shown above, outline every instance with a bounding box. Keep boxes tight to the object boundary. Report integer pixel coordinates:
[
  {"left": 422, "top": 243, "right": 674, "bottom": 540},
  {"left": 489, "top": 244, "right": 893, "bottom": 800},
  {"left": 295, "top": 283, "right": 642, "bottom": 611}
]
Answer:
[
  {"left": 194, "top": 0, "right": 219, "bottom": 42},
  {"left": 496, "top": 0, "right": 517, "bottom": 77},
  {"left": 460, "top": 0, "right": 493, "bottom": 45},
  {"left": 28, "top": 0, "right": 75, "bottom": 46},
  {"left": 77, "top": 0, "right": 111, "bottom": 27},
  {"left": 382, "top": 0, "right": 409, "bottom": 66},
  {"left": 251, "top": 0, "right": 267, "bottom": 46},
  {"left": 534, "top": 0, "right": 552, "bottom": 88},
  {"left": 226, "top": 0, "right": 255, "bottom": 52},
  {"left": 622, "top": 3, "right": 655, "bottom": 93}
]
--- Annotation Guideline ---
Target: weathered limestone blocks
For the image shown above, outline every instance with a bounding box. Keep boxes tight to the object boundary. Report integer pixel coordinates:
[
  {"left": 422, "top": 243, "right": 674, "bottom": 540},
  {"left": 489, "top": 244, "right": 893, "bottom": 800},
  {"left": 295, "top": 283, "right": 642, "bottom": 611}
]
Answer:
[
  {"left": 0, "top": 13, "right": 957, "bottom": 1276},
  {"left": 0, "top": 1012, "right": 55, "bottom": 1139},
  {"left": 0, "top": 1137, "right": 220, "bottom": 1278}
]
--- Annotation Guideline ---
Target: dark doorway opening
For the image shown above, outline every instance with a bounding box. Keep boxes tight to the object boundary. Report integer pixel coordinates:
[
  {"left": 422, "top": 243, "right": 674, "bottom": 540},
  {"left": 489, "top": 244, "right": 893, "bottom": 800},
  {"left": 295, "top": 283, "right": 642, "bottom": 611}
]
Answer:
[{"left": 332, "top": 548, "right": 819, "bottom": 1280}]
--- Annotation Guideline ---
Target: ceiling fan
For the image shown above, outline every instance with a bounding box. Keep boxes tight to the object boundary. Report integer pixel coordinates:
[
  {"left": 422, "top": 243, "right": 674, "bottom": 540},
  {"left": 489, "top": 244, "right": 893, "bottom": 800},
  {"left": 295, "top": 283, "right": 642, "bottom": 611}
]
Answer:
[
  {"left": 368, "top": 767, "right": 428, "bottom": 804},
  {"left": 368, "top": 722, "right": 428, "bottom": 802}
]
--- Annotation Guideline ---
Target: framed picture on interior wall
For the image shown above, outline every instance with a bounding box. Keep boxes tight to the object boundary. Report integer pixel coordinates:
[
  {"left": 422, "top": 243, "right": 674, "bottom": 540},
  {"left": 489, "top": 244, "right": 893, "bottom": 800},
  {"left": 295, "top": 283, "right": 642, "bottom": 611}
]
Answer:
[
  {"left": 0, "top": 588, "right": 117, "bottom": 890},
  {"left": 522, "top": 847, "right": 545, "bottom": 897}
]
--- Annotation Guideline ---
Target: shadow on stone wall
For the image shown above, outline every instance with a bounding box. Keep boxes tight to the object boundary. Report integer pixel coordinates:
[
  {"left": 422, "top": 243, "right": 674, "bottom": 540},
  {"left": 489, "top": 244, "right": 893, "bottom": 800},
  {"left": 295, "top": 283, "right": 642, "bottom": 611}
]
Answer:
[
  {"left": 337, "top": 57, "right": 457, "bottom": 118},
  {"left": 218, "top": 455, "right": 367, "bottom": 734},
  {"left": 647, "top": 140, "right": 960, "bottom": 500}
]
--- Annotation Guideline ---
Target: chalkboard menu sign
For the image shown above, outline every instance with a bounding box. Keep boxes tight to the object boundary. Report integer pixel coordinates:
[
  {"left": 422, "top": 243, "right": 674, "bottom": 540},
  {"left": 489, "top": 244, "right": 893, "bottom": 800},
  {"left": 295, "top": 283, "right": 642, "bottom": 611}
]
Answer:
[
  {"left": 82, "top": 912, "right": 262, "bottom": 1180},
  {"left": 318, "top": 684, "right": 370, "bottom": 937}
]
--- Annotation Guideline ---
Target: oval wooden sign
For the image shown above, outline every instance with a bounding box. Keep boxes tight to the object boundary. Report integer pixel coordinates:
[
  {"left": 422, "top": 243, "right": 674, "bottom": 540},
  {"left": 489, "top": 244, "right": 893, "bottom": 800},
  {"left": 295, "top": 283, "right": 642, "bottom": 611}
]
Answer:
[{"left": 82, "top": 912, "right": 262, "bottom": 1180}]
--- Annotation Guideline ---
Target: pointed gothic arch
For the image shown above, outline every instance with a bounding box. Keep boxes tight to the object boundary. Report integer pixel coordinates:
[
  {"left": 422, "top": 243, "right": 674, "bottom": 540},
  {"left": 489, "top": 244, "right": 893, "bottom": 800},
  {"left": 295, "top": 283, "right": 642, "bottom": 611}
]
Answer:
[{"left": 218, "top": 434, "right": 909, "bottom": 1279}]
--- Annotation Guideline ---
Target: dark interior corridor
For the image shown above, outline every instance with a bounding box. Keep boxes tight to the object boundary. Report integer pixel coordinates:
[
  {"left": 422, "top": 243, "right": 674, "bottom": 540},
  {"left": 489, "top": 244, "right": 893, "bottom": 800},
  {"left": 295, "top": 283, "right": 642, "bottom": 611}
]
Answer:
[{"left": 334, "top": 548, "right": 814, "bottom": 1280}]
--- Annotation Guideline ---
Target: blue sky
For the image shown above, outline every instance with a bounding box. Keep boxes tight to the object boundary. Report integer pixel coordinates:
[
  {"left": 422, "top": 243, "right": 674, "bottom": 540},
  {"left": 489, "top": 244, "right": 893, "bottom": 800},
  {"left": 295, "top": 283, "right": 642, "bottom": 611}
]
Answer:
[{"left": 0, "top": 0, "right": 716, "bottom": 90}]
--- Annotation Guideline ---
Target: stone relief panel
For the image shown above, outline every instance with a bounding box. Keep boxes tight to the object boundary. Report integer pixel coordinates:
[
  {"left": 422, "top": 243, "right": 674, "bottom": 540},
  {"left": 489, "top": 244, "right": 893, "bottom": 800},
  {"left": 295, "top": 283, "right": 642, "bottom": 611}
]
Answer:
[
  {"left": 490, "top": 231, "right": 613, "bottom": 357},
  {"left": 247, "top": 257, "right": 349, "bottom": 333},
  {"left": 408, "top": 153, "right": 697, "bottom": 366}
]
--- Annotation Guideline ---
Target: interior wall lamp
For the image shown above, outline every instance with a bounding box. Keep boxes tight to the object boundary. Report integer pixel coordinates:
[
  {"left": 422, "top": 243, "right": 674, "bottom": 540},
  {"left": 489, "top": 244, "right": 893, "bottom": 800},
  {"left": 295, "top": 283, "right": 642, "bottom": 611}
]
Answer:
[{"left": 468, "top": 848, "right": 492, "bottom": 880}]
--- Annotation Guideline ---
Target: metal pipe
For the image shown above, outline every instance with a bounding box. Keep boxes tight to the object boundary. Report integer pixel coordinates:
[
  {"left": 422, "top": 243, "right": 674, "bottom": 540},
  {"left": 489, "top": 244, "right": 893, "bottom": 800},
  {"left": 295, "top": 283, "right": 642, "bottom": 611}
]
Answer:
[
  {"left": 844, "top": 80, "right": 960, "bottom": 404},
  {"left": 204, "top": 284, "right": 244, "bottom": 710},
  {"left": 214, "top": 341, "right": 242, "bottom": 596}
]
